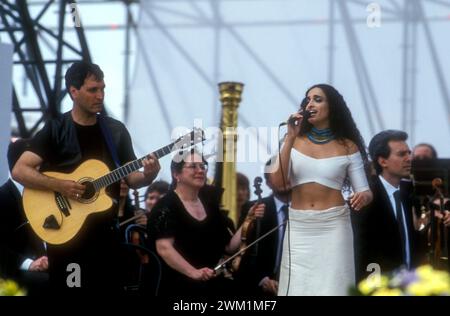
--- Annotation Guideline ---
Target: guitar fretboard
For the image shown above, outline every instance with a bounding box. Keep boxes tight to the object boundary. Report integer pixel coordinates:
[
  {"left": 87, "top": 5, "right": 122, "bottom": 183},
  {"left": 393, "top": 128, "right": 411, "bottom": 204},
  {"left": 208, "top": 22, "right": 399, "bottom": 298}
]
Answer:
[{"left": 92, "top": 143, "right": 175, "bottom": 191}]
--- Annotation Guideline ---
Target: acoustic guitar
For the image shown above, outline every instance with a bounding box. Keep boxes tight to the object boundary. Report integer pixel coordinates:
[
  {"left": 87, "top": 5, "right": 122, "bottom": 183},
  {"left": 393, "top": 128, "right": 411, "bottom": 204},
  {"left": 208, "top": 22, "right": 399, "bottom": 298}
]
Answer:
[{"left": 22, "top": 128, "right": 204, "bottom": 245}]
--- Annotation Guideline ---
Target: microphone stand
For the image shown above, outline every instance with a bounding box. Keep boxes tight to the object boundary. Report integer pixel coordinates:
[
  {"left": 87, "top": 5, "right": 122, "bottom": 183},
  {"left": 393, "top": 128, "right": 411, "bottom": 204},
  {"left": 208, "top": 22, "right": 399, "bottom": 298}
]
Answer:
[
  {"left": 428, "top": 195, "right": 437, "bottom": 266},
  {"left": 429, "top": 178, "right": 445, "bottom": 267}
]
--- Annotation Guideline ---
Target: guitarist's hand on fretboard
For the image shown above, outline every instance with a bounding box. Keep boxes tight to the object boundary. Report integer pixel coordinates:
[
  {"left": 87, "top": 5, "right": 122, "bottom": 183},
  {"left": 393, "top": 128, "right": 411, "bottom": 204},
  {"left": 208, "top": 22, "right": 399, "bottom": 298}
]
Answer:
[{"left": 142, "top": 154, "right": 161, "bottom": 180}]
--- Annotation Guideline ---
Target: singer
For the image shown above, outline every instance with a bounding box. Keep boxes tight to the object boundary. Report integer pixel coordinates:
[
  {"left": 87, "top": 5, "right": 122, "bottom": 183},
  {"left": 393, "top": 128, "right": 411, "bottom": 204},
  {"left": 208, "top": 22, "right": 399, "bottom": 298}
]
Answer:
[{"left": 272, "top": 84, "right": 373, "bottom": 296}]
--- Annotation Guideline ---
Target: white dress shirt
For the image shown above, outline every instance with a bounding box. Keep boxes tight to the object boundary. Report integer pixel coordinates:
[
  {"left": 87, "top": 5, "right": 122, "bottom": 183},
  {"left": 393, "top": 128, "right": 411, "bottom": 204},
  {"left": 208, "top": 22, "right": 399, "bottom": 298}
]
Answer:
[{"left": 10, "top": 177, "right": 47, "bottom": 271}]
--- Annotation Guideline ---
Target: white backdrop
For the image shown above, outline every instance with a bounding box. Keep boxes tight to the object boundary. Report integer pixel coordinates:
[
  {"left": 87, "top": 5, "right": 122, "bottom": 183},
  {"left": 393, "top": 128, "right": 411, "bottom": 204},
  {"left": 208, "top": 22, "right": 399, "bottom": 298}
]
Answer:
[{"left": 127, "top": 0, "right": 450, "bottom": 197}]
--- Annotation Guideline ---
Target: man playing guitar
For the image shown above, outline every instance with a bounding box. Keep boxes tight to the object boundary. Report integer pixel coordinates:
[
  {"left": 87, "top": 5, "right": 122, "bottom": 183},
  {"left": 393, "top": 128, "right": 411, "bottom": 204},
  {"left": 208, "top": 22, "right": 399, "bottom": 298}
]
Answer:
[{"left": 12, "top": 61, "right": 160, "bottom": 294}]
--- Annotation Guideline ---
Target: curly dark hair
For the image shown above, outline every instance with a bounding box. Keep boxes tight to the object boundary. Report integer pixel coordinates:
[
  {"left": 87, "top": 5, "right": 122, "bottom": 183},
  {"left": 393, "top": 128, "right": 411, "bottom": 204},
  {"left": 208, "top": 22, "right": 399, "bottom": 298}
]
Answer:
[{"left": 299, "top": 84, "right": 371, "bottom": 184}]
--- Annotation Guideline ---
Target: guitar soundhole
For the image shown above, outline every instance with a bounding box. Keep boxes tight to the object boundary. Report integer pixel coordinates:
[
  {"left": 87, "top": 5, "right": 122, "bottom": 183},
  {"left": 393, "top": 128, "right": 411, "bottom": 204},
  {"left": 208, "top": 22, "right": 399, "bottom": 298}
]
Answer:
[{"left": 80, "top": 181, "right": 96, "bottom": 200}]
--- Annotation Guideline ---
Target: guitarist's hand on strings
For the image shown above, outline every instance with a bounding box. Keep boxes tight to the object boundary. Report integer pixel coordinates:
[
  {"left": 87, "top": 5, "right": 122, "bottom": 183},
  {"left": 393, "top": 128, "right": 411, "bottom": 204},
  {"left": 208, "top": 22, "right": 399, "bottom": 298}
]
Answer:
[{"left": 59, "top": 180, "right": 86, "bottom": 200}]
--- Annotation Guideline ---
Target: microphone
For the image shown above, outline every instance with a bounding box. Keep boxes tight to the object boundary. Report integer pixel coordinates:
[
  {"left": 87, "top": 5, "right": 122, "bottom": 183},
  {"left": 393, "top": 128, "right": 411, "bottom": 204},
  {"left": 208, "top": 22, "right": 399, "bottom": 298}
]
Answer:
[{"left": 279, "top": 110, "right": 311, "bottom": 127}]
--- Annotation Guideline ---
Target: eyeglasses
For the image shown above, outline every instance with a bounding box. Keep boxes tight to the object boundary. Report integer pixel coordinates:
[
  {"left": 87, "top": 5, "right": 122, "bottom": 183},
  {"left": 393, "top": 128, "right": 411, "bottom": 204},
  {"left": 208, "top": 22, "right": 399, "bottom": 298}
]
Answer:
[{"left": 183, "top": 163, "right": 208, "bottom": 171}]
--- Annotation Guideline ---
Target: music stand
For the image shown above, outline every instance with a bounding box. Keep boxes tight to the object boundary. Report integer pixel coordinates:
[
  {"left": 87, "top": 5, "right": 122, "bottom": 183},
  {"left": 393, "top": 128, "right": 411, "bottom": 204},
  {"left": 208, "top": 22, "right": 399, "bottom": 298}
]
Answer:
[{"left": 412, "top": 159, "right": 450, "bottom": 196}]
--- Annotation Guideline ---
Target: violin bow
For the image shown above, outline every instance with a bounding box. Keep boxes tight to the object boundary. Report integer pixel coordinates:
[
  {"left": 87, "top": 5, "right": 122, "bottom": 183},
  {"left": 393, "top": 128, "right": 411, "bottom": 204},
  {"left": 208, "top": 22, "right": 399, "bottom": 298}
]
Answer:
[{"left": 214, "top": 220, "right": 287, "bottom": 272}]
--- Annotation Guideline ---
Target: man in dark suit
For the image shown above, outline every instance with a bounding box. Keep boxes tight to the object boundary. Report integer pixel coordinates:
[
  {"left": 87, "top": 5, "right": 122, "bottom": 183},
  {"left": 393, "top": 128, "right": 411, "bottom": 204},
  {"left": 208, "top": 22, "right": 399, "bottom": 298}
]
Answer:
[
  {"left": 0, "top": 139, "right": 48, "bottom": 294},
  {"left": 353, "top": 130, "right": 417, "bottom": 281},
  {"left": 235, "top": 159, "right": 290, "bottom": 296}
]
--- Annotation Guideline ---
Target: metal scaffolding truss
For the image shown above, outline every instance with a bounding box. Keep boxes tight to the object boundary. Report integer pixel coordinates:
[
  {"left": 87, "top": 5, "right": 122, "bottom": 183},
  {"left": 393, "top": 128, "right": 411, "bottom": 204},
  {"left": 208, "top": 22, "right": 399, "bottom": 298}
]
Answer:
[
  {"left": 0, "top": 0, "right": 94, "bottom": 137},
  {"left": 1, "top": 0, "right": 450, "bottom": 145},
  {"left": 133, "top": 0, "right": 450, "bottom": 145}
]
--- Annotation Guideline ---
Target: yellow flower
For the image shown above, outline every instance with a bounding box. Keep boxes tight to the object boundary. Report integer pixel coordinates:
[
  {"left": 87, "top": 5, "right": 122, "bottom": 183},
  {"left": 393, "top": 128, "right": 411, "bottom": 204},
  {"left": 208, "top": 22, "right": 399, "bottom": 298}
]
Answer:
[
  {"left": 428, "top": 280, "right": 450, "bottom": 295},
  {"left": 408, "top": 266, "right": 450, "bottom": 296},
  {"left": 416, "top": 265, "right": 435, "bottom": 281},
  {"left": 372, "top": 288, "right": 403, "bottom": 296},
  {"left": 0, "top": 279, "right": 26, "bottom": 296},
  {"left": 406, "top": 281, "right": 433, "bottom": 296},
  {"left": 353, "top": 265, "right": 450, "bottom": 296},
  {"left": 358, "top": 275, "right": 389, "bottom": 295}
]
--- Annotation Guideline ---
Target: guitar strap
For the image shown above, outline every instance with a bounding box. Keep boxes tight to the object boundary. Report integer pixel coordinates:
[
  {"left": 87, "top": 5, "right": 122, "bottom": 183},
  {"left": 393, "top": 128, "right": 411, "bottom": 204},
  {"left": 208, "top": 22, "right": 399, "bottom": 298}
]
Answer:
[
  {"left": 98, "top": 115, "right": 122, "bottom": 230},
  {"left": 98, "top": 114, "right": 120, "bottom": 169}
]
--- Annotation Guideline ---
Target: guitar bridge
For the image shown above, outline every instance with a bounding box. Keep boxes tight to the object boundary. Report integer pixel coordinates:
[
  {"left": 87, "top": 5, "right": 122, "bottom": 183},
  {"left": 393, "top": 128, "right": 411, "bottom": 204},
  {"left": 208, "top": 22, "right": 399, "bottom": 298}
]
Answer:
[{"left": 55, "top": 193, "right": 71, "bottom": 217}]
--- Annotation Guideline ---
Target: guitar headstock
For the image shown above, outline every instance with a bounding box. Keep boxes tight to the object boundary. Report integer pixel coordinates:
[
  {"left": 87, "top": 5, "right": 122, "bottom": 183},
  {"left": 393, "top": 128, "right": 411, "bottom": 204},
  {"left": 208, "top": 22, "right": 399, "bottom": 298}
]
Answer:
[{"left": 173, "top": 128, "right": 205, "bottom": 152}]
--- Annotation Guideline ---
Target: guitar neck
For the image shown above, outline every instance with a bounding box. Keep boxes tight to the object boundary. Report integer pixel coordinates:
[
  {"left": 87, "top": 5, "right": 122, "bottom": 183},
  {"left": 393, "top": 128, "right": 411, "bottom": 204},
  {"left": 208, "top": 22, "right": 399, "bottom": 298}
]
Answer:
[{"left": 92, "top": 142, "right": 175, "bottom": 190}]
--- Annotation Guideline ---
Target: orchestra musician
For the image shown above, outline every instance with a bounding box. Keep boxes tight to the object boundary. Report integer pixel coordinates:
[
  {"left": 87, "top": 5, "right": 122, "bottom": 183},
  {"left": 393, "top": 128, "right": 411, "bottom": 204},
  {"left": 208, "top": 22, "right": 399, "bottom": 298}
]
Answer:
[
  {"left": 353, "top": 130, "right": 418, "bottom": 281},
  {"left": 147, "top": 148, "right": 265, "bottom": 295}
]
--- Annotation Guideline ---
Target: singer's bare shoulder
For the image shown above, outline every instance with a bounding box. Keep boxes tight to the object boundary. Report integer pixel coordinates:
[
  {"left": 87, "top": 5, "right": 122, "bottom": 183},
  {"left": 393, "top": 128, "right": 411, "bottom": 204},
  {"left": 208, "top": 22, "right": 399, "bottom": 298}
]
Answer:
[
  {"left": 294, "top": 135, "right": 308, "bottom": 146},
  {"left": 339, "top": 138, "right": 359, "bottom": 155}
]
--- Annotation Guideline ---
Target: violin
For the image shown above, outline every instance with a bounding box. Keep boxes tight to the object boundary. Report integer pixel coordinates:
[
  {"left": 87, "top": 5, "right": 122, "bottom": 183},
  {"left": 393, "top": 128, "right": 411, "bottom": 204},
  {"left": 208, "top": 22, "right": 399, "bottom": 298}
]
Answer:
[
  {"left": 429, "top": 178, "right": 449, "bottom": 268},
  {"left": 251, "top": 177, "right": 263, "bottom": 255},
  {"left": 229, "top": 177, "right": 263, "bottom": 273},
  {"left": 131, "top": 189, "right": 149, "bottom": 264},
  {"left": 118, "top": 190, "right": 146, "bottom": 227},
  {"left": 230, "top": 213, "right": 253, "bottom": 273}
]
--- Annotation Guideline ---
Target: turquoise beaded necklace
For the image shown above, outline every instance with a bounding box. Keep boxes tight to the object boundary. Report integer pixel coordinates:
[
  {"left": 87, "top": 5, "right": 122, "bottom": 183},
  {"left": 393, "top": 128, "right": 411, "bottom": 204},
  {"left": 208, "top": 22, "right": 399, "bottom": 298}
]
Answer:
[{"left": 306, "top": 127, "right": 335, "bottom": 144}]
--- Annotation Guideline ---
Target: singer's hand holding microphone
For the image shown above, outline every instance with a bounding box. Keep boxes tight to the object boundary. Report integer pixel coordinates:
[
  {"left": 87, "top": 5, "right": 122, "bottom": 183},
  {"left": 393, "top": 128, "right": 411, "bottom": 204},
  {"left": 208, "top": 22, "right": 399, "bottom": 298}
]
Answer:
[{"left": 280, "top": 110, "right": 311, "bottom": 138}]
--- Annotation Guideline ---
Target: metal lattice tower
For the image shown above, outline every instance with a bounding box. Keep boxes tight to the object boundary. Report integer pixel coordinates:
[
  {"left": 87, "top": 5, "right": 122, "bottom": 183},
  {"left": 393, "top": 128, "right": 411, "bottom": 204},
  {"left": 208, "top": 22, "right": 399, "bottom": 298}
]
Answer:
[
  {"left": 0, "top": 0, "right": 139, "bottom": 137},
  {"left": 0, "top": 0, "right": 95, "bottom": 137}
]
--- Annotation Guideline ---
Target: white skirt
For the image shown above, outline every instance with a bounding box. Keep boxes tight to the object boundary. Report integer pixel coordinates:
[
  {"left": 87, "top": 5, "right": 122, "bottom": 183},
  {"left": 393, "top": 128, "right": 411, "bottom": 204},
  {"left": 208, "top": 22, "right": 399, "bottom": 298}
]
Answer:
[{"left": 278, "top": 205, "right": 355, "bottom": 296}]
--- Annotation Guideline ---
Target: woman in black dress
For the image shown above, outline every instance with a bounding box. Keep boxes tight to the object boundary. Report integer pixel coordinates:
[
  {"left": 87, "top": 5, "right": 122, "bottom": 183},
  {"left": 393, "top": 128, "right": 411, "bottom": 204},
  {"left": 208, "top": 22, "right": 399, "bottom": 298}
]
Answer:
[{"left": 147, "top": 149, "right": 265, "bottom": 295}]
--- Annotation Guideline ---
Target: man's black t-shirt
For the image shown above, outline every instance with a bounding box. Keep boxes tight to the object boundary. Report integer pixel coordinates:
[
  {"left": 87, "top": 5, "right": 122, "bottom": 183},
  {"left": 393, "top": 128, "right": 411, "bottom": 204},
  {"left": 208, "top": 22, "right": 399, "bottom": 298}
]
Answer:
[{"left": 74, "top": 121, "right": 120, "bottom": 205}]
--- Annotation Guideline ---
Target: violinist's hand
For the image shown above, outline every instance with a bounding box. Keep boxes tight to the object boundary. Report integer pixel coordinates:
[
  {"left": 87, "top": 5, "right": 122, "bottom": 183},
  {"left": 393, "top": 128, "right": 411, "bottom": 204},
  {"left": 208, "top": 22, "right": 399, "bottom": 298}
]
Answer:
[
  {"left": 348, "top": 190, "right": 373, "bottom": 211},
  {"left": 134, "top": 209, "right": 148, "bottom": 226},
  {"left": 286, "top": 112, "right": 303, "bottom": 140},
  {"left": 189, "top": 267, "right": 215, "bottom": 281},
  {"left": 444, "top": 211, "right": 450, "bottom": 227},
  {"left": 260, "top": 277, "right": 278, "bottom": 295},
  {"left": 29, "top": 256, "right": 48, "bottom": 272},
  {"left": 248, "top": 203, "right": 265, "bottom": 219},
  {"left": 435, "top": 210, "right": 450, "bottom": 227}
]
